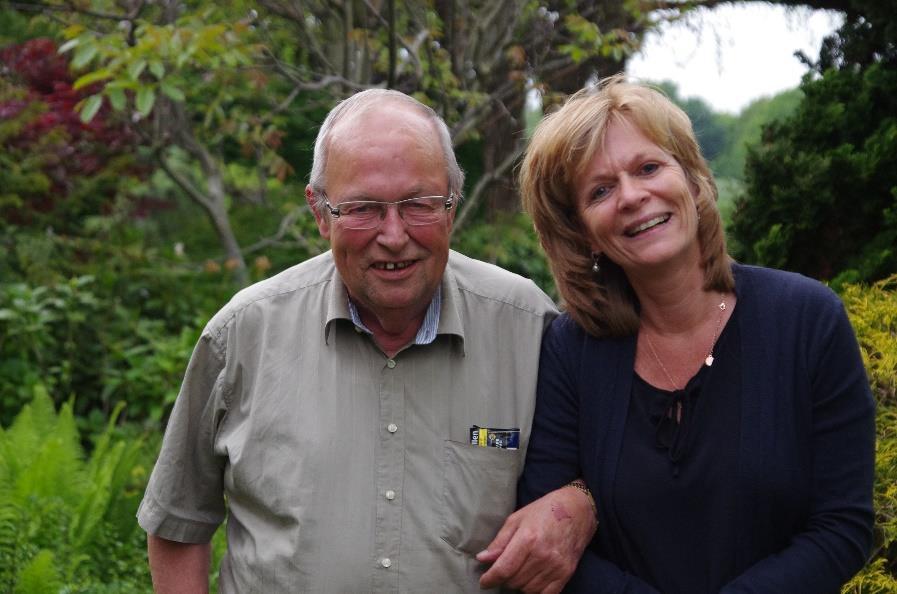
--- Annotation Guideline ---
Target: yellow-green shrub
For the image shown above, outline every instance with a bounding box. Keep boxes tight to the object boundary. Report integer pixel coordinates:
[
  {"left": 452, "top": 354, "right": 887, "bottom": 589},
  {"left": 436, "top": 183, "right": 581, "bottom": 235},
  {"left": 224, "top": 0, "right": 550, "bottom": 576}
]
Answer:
[{"left": 842, "top": 274, "right": 897, "bottom": 592}]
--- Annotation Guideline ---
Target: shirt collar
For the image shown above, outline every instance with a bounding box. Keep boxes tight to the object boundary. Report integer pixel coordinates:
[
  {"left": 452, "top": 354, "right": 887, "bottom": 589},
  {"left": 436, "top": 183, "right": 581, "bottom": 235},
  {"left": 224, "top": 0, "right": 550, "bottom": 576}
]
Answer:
[
  {"left": 436, "top": 253, "right": 466, "bottom": 355},
  {"left": 323, "top": 251, "right": 465, "bottom": 353},
  {"left": 347, "top": 285, "right": 441, "bottom": 345}
]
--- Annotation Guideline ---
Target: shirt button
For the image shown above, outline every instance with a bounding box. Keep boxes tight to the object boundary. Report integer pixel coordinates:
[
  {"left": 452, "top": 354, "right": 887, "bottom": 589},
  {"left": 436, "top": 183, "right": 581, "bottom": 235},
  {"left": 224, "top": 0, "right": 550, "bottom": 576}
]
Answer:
[
  {"left": 380, "top": 557, "right": 392, "bottom": 568},
  {"left": 386, "top": 358, "right": 397, "bottom": 369},
  {"left": 385, "top": 489, "right": 396, "bottom": 500},
  {"left": 387, "top": 423, "right": 398, "bottom": 433}
]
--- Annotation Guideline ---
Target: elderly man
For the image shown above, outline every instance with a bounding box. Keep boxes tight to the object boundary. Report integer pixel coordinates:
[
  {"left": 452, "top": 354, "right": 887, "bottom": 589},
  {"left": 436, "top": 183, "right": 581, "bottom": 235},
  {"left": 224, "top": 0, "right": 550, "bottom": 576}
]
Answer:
[{"left": 138, "top": 89, "right": 594, "bottom": 593}]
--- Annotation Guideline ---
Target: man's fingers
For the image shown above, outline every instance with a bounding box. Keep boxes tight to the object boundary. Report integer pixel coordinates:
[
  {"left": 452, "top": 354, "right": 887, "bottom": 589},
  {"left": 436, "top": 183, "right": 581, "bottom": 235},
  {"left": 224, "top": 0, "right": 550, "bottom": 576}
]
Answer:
[
  {"left": 476, "top": 513, "right": 520, "bottom": 563},
  {"left": 509, "top": 551, "right": 569, "bottom": 593},
  {"left": 478, "top": 528, "right": 533, "bottom": 589},
  {"left": 505, "top": 556, "right": 545, "bottom": 591},
  {"left": 533, "top": 577, "right": 565, "bottom": 594}
]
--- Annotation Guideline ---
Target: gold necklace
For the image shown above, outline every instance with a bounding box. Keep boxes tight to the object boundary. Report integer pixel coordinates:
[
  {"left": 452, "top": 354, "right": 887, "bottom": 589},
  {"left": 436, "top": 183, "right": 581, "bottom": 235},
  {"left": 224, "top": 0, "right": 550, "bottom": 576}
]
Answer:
[{"left": 643, "top": 298, "right": 727, "bottom": 391}]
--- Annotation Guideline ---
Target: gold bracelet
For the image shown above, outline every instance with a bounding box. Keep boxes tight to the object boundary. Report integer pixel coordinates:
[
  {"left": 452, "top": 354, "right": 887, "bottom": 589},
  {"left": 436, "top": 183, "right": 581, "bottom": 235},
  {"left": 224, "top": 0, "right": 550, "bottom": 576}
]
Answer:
[{"left": 566, "top": 478, "right": 598, "bottom": 521}]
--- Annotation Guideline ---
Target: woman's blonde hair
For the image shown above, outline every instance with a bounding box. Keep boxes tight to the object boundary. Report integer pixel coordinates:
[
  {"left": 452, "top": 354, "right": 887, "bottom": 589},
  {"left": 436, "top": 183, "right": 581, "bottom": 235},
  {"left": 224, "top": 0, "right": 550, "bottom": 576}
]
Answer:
[{"left": 520, "top": 75, "right": 733, "bottom": 337}]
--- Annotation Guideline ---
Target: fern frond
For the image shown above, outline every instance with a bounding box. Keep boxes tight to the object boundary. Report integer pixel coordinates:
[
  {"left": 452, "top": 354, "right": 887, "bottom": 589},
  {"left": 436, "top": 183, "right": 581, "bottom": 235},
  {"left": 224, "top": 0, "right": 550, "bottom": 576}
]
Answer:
[
  {"left": 12, "top": 549, "right": 63, "bottom": 594},
  {"left": 0, "top": 498, "right": 25, "bottom": 592}
]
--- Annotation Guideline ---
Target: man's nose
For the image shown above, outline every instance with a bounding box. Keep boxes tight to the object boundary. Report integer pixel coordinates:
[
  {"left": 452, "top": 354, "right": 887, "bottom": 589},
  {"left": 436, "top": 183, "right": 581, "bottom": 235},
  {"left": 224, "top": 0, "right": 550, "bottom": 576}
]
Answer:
[{"left": 376, "top": 204, "right": 409, "bottom": 248}]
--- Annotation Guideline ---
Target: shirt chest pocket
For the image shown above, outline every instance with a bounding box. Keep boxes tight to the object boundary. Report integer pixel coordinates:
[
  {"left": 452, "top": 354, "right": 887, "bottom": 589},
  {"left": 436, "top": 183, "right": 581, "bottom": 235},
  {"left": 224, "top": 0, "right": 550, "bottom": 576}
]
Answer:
[{"left": 439, "top": 440, "right": 523, "bottom": 555}]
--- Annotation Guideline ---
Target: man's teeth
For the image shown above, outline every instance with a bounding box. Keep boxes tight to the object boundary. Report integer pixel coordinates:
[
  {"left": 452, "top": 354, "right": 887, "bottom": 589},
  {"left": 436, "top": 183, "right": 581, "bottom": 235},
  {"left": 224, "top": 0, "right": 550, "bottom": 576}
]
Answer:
[
  {"left": 628, "top": 215, "right": 670, "bottom": 236},
  {"left": 376, "top": 261, "right": 411, "bottom": 270}
]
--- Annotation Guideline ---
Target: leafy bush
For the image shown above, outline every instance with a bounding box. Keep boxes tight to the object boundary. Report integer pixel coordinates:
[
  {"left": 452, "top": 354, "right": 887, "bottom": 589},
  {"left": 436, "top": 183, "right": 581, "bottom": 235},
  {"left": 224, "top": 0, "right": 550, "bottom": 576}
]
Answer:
[
  {"left": 0, "top": 388, "right": 153, "bottom": 593},
  {"left": 0, "top": 274, "right": 200, "bottom": 429},
  {"left": 842, "top": 274, "right": 897, "bottom": 592}
]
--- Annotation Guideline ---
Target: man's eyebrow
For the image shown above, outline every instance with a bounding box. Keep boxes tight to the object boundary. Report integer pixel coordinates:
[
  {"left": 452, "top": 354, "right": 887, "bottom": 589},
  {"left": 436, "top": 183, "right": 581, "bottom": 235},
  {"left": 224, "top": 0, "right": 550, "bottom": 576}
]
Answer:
[{"left": 340, "top": 187, "right": 436, "bottom": 202}]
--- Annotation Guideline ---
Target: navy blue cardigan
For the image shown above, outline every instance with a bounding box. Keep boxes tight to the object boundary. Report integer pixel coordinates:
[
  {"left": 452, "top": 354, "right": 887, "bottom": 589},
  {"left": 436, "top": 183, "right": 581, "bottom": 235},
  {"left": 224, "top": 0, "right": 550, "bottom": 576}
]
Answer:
[{"left": 519, "top": 264, "right": 875, "bottom": 593}]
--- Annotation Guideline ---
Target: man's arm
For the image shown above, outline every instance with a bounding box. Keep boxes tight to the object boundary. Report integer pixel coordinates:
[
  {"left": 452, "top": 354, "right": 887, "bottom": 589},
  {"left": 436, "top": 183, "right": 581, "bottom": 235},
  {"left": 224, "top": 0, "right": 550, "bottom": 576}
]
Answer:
[{"left": 147, "top": 534, "right": 211, "bottom": 594}]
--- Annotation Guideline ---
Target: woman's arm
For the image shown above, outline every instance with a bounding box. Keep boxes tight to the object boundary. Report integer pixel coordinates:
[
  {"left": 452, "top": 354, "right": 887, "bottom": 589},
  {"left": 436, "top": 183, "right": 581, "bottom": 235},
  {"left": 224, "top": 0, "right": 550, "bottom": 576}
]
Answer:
[
  {"left": 565, "top": 549, "right": 660, "bottom": 594},
  {"left": 720, "top": 298, "right": 875, "bottom": 593},
  {"left": 516, "top": 319, "right": 660, "bottom": 594}
]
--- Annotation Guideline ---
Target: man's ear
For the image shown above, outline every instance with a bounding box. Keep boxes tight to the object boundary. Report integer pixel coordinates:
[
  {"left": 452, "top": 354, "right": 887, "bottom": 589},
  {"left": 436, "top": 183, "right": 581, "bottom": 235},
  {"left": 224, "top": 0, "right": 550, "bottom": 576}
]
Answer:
[{"left": 306, "top": 185, "right": 330, "bottom": 240}]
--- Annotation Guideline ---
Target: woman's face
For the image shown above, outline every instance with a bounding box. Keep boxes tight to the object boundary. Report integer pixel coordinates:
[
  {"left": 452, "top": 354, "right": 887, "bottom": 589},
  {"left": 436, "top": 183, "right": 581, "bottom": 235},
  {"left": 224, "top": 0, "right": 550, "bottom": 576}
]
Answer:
[{"left": 574, "top": 118, "right": 701, "bottom": 279}]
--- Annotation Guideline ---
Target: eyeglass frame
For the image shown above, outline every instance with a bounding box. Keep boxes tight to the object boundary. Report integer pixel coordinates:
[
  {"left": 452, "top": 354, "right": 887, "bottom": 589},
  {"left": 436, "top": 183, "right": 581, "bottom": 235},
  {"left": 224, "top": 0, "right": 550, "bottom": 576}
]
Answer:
[{"left": 321, "top": 192, "right": 455, "bottom": 230}]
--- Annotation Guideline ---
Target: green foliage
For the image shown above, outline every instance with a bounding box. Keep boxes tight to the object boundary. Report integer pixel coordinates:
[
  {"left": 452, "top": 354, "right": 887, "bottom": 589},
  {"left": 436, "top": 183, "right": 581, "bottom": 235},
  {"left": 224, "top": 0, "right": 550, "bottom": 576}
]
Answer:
[
  {"left": 0, "top": 390, "right": 153, "bottom": 593},
  {"left": 0, "top": 7, "right": 56, "bottom": 46},
  {"left": 841, "top": 274, "right": 897, "bottom": 592},
  {"left": 732, "top": 63, "right": 897, "bottom": 283},
  {"left": 63, "top": 15, "right": 260, "bottom": 123},
  {"left": 452, "top": 212, "right": 556, "bottom": 299},
  {"left": 732, "top": 0, "right": 897, "bottom": 285},
  {"left": 0, "top": 269, "right": 203, "bottom": 429},
  {"left": 559, "top": 14, "right": 636, "bottom": 64},
  {"left": 12, "top": 550, "right": 63, "bottom": 594}
]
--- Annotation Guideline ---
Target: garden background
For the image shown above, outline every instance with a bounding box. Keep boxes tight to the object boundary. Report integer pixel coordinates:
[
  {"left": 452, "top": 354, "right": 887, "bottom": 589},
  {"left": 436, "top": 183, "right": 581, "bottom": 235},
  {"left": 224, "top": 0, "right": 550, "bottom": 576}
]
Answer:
[{"left": 1, "top": 0, "right": 895, "bottom": 591}]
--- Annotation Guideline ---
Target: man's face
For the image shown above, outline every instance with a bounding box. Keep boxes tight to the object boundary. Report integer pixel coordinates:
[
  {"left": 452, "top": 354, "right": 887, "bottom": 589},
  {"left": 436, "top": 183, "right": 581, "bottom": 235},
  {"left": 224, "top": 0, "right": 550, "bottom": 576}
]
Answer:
[{"left": 308, "top": 104, "right": 453, "bottom": 327}]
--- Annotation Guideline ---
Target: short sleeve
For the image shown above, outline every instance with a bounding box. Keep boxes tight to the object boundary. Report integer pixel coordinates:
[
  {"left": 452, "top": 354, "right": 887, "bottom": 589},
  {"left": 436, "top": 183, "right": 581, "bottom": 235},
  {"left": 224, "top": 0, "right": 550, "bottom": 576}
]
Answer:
[{"left": 137, "top": 330, "right": 229, "bottom": 543}]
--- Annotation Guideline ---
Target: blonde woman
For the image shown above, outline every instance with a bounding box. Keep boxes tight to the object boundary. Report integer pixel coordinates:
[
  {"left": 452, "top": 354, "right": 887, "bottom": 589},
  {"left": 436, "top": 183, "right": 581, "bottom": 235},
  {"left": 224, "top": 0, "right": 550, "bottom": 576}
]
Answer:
[{"left": 515, "top": 76, "right": 875, "bottom": 593}]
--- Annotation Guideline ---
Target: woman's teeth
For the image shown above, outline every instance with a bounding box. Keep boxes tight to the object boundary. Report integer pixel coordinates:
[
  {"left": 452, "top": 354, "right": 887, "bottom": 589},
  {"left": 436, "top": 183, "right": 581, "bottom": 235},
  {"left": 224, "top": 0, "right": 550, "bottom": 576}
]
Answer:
[{"left": 627, "top": 214, "right": 670, "bottom": 236}]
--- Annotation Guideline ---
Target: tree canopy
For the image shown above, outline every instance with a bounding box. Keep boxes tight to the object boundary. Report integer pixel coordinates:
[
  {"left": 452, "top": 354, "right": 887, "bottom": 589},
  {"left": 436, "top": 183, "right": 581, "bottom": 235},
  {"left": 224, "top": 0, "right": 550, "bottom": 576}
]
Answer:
[{"left": 731, "top": 0, "right": 897, "bottom": 285}]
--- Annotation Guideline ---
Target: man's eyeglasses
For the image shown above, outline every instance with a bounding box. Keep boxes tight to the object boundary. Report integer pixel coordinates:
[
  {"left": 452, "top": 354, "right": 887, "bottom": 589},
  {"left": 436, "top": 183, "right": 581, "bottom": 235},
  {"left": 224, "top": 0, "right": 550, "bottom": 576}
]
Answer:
[{"left": 323, "top": 194, "right": 454, "bottom": 230}]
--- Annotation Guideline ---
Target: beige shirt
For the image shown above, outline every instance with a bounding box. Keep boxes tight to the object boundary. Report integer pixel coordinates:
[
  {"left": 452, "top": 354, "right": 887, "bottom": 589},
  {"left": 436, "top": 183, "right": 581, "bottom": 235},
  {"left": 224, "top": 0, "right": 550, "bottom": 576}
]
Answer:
[{"left": 137, "top": 250, "right": 557, "bottom": 592}]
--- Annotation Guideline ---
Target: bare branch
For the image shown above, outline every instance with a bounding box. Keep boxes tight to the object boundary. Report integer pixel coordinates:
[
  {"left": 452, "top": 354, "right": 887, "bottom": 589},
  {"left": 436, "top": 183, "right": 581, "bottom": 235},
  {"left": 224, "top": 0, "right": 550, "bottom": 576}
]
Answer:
[
  {"left": 264, "top": 51, "right": 380, "bottom": 93},
  {"left": 449, "top": 78, "right": 522, "bottom": 145},
  {"left": 155, "top": 154, "right": 215, "bottom": 213},
  {"left": 451, "top": 141, "right": 525, "bottom": 233},
  {"left": 262, "top": 83, "right": 302, "bottom": 122},
  {"left": 469, "top": 0, "right": 521, "bottom": 76},
  {"left": 359, "top": 0, "right": 424, "bottom": 77},
  {"left": 241, "top": 204, "right": 320, "bottom": 255},
  {"left": 256, "top": 0, "right": 338, "bottom": 73}
]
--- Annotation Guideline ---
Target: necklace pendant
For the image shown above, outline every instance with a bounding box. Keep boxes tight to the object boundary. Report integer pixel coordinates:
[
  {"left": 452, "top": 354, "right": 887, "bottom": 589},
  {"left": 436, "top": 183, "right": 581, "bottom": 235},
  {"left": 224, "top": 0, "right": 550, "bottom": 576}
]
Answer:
[{"left": 705, "top": 354, "right": 714, "bottom": 366}]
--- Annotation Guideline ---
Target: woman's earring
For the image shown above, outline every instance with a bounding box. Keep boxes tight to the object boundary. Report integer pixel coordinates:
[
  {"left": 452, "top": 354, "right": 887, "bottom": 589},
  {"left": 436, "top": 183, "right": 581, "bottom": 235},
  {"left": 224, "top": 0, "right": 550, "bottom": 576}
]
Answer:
[{"left": 591, "top": 253, "right": 601, "bottom": 274}]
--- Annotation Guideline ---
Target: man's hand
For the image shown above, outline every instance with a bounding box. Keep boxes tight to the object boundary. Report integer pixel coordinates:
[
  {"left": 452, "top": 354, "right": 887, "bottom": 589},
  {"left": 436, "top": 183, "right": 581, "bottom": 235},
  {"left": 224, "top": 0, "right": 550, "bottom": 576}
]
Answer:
[{"left": 477, "top": 483, "right": 598, "bottom": 593}]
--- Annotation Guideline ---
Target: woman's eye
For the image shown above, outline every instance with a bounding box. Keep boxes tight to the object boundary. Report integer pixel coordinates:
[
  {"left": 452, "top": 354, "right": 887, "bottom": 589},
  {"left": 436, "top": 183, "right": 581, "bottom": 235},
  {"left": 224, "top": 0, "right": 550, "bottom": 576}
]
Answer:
[
  {"left": 592, "top": 185, "right": 610, "bottom": 200},
  {"left": 640, "top": 162, "right": 659, "bottom": 175}
]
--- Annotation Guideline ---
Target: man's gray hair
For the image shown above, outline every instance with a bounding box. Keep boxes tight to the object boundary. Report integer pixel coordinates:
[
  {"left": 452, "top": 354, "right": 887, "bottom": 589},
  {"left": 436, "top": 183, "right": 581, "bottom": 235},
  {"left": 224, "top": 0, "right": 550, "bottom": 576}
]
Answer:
[{"left": 308, "top": 89, "right": 464, "bottom": 209}]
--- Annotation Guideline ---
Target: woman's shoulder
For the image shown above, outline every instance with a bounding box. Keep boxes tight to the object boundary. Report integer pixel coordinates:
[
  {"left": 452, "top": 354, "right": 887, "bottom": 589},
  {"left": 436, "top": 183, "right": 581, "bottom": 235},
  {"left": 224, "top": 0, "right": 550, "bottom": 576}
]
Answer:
[
  {"left": 733, "top": 263, "right": 841, "bottom": 309},
  {"left": 545, "top": 311, "right": 634, "bottom": 355}
]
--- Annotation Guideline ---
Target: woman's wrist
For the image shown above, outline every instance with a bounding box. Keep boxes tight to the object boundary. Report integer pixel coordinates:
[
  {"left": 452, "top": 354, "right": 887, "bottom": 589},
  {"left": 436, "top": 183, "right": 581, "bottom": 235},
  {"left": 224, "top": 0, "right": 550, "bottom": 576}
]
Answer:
[{"left": 566, "top": 478, "right": 598, "bottom": 523}]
